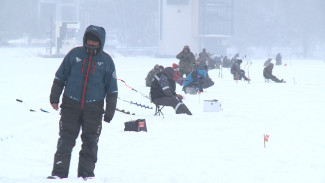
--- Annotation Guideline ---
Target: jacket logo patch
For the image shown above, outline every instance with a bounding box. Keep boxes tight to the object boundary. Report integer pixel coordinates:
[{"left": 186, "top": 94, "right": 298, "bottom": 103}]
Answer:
[
  {"left": 76, "top": 57, "right": 82, "bottom": 62},
  {"left": 97, "top": 62, "right": 104, "bottom": 66},
  {"left": 112, "top": 71, "right": 116, "bottom": 79}
]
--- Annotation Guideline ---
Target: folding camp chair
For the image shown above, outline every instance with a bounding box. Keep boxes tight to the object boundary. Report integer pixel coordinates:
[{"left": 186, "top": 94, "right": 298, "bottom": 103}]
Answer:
[{"left": 154, "top": 105, "right": 164, "bottom": 116}]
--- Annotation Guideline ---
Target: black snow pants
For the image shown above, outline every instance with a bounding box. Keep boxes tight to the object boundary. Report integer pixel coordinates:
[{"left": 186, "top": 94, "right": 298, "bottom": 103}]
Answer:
[
  {"left": 153, "top": 96, "right": 192, "bottom": 115},
  {"left": 233, "top": 69, "right": 249, "bottom": 81},
  {"left": 266, "top": 75, "right": 282, "bottom": 83},
  {"left": 51, "top": 100, "right": 103, "bottom": 178}
]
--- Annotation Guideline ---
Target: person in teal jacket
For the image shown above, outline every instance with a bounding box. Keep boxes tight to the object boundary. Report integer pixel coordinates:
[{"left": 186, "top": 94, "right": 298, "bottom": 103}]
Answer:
[
  {"left": 49, "top": 25, "right": 118, "bottom": 179},
  {"left": 182, "top": 66, "right": 214, "bottom": 93}
]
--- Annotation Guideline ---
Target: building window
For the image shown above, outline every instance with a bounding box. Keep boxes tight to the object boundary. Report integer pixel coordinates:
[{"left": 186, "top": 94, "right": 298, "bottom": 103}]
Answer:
[{"left": 199, "top": 0, "right": 233, "bottom": 35}]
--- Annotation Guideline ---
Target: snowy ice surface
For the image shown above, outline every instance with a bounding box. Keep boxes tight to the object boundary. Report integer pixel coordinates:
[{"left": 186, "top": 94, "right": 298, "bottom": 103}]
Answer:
[{"left": 0, "top": 47, "right": 324, "bottom": 183}]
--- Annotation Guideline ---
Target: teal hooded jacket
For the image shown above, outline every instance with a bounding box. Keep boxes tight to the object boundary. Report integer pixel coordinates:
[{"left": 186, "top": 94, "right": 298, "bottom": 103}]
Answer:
[{"left": 52, "top": 25, "right": 118, "bottom": 110}]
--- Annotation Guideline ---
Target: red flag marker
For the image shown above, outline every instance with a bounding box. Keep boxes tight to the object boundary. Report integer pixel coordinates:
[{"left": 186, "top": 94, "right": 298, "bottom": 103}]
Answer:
[{"left": 264, "top": 134, "right": 270, "bottom": 148}]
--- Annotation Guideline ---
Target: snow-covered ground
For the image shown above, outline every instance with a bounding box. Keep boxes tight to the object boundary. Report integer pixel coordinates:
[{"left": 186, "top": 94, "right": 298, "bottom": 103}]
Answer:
[{"left": 0, "top": 47, "right": 324, "bottom": 183}]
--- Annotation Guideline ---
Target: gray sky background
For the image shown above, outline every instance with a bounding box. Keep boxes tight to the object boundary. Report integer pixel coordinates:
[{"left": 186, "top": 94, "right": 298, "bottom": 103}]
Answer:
[{"left": 0, "top": 0, "right": 324, "bottom": 57}]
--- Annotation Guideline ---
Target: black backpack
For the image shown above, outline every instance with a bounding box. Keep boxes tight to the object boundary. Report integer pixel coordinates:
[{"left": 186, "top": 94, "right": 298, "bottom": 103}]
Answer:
[{"left": 124, "top": 119, "right": 147, "bottom": 132}]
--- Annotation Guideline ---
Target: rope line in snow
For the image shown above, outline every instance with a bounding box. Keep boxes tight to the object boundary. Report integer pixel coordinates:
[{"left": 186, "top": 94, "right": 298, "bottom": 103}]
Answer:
[
  {"left": 118, "top": 97, "right": 153, "bottom": 110},
  {"left": 16, "top": 99, "right": 50, "bottom": 113},
  {"left": 115, "top": 108, "right": 135, "bottom": 115},
  {"left": 117, "top": 79, "right": 150, "bottom": 99}
]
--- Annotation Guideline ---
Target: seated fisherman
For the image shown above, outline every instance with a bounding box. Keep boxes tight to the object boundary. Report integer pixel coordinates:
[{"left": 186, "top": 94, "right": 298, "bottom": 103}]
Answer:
[
  {"left": 230, "top": 59, "right": 250, "bottom": 81},
  {"left": 150, "top": 67, "right": 192, "bottom": 115},
  {"left": 182, "top": 66, "right": 214, "bottom": 94},
  {"left": 263, "top": 63, "right": 285, "bottom": 83}
]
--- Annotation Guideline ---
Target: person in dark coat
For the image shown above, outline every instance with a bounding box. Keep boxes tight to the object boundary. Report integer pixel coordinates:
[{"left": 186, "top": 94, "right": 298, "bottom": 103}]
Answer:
[
  {"left": 263, "top": 63, "right": 285, "bottom": 83},
  {"left": 150, "top": 67, "right": 192, "bottom": 115},
  {"left": 145, "top": 64, "right": 164, "bottom": 87},
  {"left": 49, "top": 25, "right": 118, "bottom": 179},
  {"left": 275, "top": 53, "right": 282, "bottom": 65},
  {"left": 230, "top": 53, "right": 239, "bottom": 65},
  {"left": 230, "top": 59, "right": 250, "bottom": 81},
  {"left": 222, "top": 56, "right": 231, "bottom": 68},
  {"left": 197, "top": 48, "right": 210, "bottom": 70},
  {"left": 176, "top": 45, "right": 196, "bottom": 78}
]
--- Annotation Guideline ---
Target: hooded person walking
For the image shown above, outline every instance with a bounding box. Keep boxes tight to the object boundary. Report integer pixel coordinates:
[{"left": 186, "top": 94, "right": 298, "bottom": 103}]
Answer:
[{"left": 48, "top": 25, "right": 118, "bottom": 179}]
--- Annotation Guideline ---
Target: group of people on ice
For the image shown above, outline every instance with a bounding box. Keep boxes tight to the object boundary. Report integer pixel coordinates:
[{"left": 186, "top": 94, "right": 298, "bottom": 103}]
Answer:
[
  {"left": 262, "top": 53, "right": 285, "bottom": 83},
  {"left": 145, "top": 45, "right": 218, "bottom": 115},
  {"left": 145, "top": 46, "right": 286, "bottom": 117},
  {"left": 145, "top": 46, "right": 215, "bottom": 90},
  {"left": 145, "top": 45, "right": 217, "bottom": 116},
  {"left": 146, "top": 46, "right": 285, "bottom": 91},
  {"left": 229, "top": 55, "right": 285, "bottom": 83}
]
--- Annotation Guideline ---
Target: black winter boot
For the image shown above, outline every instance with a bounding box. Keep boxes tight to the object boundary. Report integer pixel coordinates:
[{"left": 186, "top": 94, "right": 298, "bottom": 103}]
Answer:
[{"left": 176, "top": 104, "right": 192, "bottom": 115}]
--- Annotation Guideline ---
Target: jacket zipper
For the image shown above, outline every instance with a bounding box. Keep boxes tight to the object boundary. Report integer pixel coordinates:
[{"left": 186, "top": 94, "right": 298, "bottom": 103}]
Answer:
[
  {"left": 81, "top": 49, "right": 93, "bottom": 109},
  {"left": 81, "top": 58, "right": 85, "bottom": 73}
]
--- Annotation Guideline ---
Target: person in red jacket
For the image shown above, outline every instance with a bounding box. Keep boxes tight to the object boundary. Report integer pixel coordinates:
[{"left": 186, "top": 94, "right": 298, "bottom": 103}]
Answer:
[{"left": 172, "top": 63, "right": 185, "bottom": 86}]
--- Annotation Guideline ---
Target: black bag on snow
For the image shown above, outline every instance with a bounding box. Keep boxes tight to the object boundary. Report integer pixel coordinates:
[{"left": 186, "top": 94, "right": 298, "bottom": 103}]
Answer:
[{"left": 124, "top": 119, "right": 147, "bottom": 132}]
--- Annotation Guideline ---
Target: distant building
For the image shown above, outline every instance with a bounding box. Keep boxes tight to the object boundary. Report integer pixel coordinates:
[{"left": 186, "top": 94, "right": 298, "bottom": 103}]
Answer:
[
  {"left": 37, "top": 0, "right": 79, "bottom": 28},
  {"left": 158, "top": 0, "right": 233, "bottom": 56},
  {"left": 37, "top": 0, "right": 80, "bottom": 55}
]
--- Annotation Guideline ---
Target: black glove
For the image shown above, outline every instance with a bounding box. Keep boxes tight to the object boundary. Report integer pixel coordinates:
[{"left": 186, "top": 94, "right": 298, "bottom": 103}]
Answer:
[
  {"left": 50, "top": 79, "right": 65, "bottom": 104},
  {"left": 104, "top": 92, "right": 118, "bottom": 123},
  {"left": 104, "top": 113, "right": 113, "bottom": 123}
]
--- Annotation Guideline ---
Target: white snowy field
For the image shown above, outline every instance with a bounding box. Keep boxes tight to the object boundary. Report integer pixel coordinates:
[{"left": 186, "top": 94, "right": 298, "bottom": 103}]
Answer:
[{"left": 0, "top": 47, "right": 324, "bottom": 183}]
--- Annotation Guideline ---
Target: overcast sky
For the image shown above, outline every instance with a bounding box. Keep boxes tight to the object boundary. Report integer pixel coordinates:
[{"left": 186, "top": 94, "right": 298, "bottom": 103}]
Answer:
[{"left": 1, "top": 0, "right": 324, "bottom": 57}]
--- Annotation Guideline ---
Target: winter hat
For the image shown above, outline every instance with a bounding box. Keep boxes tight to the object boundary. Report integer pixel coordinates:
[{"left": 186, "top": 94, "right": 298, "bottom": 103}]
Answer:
[
  {"left": 162, "top": 67, "right": 174, "bottom": 79},
  {"left": 172, "top": 63, "right": 178, "bottom": 69},
  {"left": 159, "top": 65, "right": 164, "bottom": 70},
  {"left": 86, "top": 32, "right": 100, "bottom": 42},
  {"left": 154, "top": 64, "right": 160, "bottom": 70}
]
